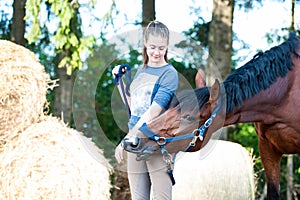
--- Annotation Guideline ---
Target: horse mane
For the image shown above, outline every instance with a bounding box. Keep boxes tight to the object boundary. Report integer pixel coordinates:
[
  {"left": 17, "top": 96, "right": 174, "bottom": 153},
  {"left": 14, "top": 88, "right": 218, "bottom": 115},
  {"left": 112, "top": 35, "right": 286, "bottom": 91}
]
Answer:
[
  {"left": 223, "top": 32, "right": 300, "bottom": 113},
  {"left": 172, "top": 33, "right": 300, "bottom": 115}
]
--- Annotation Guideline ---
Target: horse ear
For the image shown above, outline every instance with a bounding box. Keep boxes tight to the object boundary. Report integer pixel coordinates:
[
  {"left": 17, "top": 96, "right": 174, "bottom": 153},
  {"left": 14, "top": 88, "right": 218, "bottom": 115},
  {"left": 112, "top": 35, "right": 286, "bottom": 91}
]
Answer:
[
  {"left": 209, "top": 79, "right": 220, "bottom": 111},
  {"left": 210, "top": 79, "right": 220, "bottom": 101}
]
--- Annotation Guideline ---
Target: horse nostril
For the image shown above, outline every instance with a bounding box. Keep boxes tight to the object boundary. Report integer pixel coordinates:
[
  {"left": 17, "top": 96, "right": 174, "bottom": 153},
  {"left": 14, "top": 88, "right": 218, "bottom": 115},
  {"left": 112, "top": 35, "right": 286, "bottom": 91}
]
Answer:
[
  {"left": 133, "top": 137, "right": 139, "bottom": 146},
  {"left": 123, "top": 137, "right": 140, "bottom": 149},
  {"left": 130, "top": 140, "right": 138, "bottom": 148},
  {"left": 136, "top": 148, "right": 155, "bottom": 161}
]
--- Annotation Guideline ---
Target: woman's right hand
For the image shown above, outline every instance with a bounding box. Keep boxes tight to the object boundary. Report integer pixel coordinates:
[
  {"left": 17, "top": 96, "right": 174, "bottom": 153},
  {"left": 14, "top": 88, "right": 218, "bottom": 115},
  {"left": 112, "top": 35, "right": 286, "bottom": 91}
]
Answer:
[{"left": 114, "top": 143, "right": 125, "bottom": 163}]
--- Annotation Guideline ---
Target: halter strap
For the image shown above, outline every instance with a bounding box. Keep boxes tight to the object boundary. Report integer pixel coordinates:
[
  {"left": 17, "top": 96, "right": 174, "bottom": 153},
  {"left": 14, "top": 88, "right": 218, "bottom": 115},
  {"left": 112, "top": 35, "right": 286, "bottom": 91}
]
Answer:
[
  {"left": 185, "top": 97, "right": 222, "bottom": 151},
  {"left": 113, "top": 64, "right": 131, "bottom": 117},
  {"left": 139, "top": 123, "right": 195, "bottom": 144},
  {"left": 138, "top": 96, "right": 222, "bottom": 152}
]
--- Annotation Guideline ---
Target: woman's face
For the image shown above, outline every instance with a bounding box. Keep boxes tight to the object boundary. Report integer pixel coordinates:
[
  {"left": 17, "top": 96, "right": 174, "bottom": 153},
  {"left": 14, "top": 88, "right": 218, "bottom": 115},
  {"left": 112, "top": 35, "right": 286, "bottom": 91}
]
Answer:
[{"left": 144, "top": 35, "right": 168, "bottom": 67}]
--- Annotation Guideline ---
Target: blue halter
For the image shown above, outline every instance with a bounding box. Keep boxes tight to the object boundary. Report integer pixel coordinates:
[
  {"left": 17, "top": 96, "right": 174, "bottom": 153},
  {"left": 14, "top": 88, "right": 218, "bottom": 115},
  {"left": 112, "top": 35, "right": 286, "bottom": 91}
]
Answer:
[
  {"left": 138, "top": 97, "right": 222, "bottom": 185},
  {"left": 139, "top": 97, "right": 222, "bottom": 152}
]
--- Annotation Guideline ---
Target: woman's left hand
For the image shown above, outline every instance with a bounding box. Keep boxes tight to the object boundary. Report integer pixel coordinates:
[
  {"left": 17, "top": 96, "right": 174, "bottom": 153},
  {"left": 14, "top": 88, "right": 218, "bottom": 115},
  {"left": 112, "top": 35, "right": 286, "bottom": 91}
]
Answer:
[{"left": 115, "top": 143, "right": 125, "bottom": 163}]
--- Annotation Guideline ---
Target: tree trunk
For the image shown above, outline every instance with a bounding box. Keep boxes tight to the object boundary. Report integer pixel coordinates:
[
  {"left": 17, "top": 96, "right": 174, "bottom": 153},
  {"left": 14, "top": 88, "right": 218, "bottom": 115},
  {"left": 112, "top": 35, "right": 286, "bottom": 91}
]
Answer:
[
  {"left": 53, "top": 5, "right": 82, "bottom": 125},
  {"left": 142, "top": 0, "right": 155, "bottom": 27},
  {"left": 11, "top": 0, "right": 26, "bottom": 45},
  {"left": 291, "top": 0, "right": 295, "bottom": 31},
  {"left": 53, "top": 60, "right": 76, "bottom": 124},
  {"left": 207, "top": 0, "right": 234, "bottom": 82},
  {"left": 286, "top": 155, "right": 293, "bottom": 200},
  {"left": 206, "top": 0, "right": 234, "bottom": 140}
]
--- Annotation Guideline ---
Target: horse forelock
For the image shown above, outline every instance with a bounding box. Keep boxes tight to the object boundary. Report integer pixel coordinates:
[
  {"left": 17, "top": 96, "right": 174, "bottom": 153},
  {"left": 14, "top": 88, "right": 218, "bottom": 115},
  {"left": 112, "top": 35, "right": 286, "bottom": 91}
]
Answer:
[
  {"left": 194, "top": 87, "right": 210, "bottom": 109},
  {"left": 223, "top": 33, "right": 299, "bottom": 114},
  {"left": 171, "top": 87, "right": 210, "bottom": 114}
]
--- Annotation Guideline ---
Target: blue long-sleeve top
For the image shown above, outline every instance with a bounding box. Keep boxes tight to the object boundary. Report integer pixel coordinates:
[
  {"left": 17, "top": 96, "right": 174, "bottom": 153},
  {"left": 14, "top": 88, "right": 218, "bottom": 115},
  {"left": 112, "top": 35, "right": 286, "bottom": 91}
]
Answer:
[{"left": 128, "top": 64, "right": 178, "bottom": 129}]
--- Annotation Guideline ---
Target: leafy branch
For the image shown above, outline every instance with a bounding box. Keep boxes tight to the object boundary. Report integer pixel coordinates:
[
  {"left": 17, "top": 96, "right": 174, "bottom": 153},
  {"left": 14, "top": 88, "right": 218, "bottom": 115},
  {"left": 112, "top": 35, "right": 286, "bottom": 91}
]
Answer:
[{"left": 25, "top": 0, "right": 96, "bottom": 75}]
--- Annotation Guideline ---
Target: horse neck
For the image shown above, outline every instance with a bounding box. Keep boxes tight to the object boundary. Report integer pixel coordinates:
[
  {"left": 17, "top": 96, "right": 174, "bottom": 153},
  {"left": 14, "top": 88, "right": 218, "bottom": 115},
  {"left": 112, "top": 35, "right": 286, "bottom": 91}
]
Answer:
[{"left": 223, "top": 74, "right": 290, "bottom": 126}]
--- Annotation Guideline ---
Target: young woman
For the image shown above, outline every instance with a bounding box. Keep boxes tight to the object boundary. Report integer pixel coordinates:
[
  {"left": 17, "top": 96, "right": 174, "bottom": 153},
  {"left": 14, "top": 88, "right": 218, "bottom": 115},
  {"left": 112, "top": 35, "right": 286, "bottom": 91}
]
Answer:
[{"left": 113, "top": 21, "right": 178, "bottom": 200}]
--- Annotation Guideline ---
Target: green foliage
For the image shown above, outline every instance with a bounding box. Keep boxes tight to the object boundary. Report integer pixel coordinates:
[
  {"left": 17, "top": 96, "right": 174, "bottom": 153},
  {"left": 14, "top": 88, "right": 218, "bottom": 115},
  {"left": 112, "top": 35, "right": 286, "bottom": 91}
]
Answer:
[
  {"left": 228, "top": 123, "right": 258, "bottom": 154},
  {"left": 25, "top": 0, "right": 42, "bottom": 43},
  {"left": 0, "top": 8, "right": 11, "bottom": 40},
  {"left": 95, "top": 46, "right": 142, "bottom": 144},
  {"left": 235, "top": 0, "right": 263, "bottom": 11},
  {"left": 25, "top": 0, "right": 96, "bottom": 75},
  {"left": 294, "top": 156, "right": 300, "bottom": 188},
  {"left": 182, "top": 21, "right": 210, "bottom": 48},
  {"left": 169, "top": 57, "right": 197, "bottom": 88},
  {"left": 72, "top": 40, "right": 121, "bottom": 159},
  {"left": 228, "top": 123, "right": 300, "bottom": 198}
]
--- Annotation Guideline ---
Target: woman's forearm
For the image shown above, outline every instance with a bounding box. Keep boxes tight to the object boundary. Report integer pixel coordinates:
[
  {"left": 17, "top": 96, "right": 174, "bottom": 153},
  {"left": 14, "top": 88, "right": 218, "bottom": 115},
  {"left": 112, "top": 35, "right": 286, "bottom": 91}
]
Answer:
[{"left": 136, "top": 102, "right": 162, "bottom": 127}]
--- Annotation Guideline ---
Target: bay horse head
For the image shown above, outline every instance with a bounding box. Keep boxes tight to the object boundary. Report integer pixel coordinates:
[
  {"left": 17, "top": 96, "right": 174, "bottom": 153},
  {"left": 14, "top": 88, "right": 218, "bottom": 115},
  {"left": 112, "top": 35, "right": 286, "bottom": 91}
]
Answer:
[{"left": 123, "top": 80, "right": 227, "bottom": 160}]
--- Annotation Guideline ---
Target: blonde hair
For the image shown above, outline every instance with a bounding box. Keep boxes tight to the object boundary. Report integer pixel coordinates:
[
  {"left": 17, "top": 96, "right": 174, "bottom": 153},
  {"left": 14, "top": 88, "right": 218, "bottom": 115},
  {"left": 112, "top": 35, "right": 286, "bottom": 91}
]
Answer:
[{"left": 142, "top": 21, "right": 169, "bottom": 68}]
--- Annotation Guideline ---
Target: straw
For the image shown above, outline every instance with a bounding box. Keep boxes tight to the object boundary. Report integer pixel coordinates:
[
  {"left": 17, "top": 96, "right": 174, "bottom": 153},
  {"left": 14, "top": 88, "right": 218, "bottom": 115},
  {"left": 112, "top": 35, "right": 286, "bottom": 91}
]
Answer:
[
  {"left": 0, "top": 40, "right": 56, "bottom": 148},
  {"left": 0, "top": 116, "right": 112, "bottom": 200}
]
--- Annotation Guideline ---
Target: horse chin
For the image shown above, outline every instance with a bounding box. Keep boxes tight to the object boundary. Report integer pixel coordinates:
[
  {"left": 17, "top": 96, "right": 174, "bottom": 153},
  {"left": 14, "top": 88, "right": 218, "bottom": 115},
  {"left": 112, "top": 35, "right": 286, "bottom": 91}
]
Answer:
[
  {"left": 122, "top": 138, "right": 159, "bottom": 160},
  {"left": 136, "top": 148, "right": 156, "bottom": 161}
]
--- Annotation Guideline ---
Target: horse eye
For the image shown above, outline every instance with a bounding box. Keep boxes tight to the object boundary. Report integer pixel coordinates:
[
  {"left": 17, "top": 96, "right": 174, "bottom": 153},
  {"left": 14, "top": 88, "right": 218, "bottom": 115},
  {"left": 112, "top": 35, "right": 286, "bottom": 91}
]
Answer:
[{"left": 182, "top": 114, "right": 193, "bottom": 121}]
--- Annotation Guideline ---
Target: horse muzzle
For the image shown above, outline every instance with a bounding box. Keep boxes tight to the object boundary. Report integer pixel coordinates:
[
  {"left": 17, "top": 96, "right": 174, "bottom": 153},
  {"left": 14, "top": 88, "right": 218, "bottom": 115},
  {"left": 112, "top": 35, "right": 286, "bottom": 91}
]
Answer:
[{"left": 122, "top": 137, "right": 159, "bottom": 160}]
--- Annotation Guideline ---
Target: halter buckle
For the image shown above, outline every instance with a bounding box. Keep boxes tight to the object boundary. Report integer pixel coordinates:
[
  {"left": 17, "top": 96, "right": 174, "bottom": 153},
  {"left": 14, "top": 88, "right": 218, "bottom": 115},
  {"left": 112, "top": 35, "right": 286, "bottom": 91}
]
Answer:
[
  {"left": 192, "top": 128, "right": 204, "bottom": 141},
  {"left": 192, "top": 129, "right": 200, "bottom": 136},
  {"left": 156, "top": 137, "right": 167, "bottom": 145},
  {"left": 204, "top": 117, "right": 213, "bottom": 128},
  {"left": 189, "top": 136, "right": 198, "bottom": 147}
]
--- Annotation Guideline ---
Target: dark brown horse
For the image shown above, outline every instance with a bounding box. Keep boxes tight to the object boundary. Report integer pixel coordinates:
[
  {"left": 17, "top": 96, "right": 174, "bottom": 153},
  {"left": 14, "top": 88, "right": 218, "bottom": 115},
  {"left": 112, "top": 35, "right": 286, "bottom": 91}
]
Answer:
[{"left": 123, "top": 33, "right": 300, "bottom": 199}]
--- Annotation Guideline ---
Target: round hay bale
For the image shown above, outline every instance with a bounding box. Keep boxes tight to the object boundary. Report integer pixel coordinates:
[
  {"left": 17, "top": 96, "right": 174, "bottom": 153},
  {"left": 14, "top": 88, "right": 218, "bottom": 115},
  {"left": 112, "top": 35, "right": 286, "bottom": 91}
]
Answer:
[
  {"left": 172, "top": 140, "right": 255, "bottom": 200},
  {"left": 0, "top": 40, "right": 53, "bottom": 145},
  {"left": 0, "top": 116, "right": 112, "bottom": 200}
]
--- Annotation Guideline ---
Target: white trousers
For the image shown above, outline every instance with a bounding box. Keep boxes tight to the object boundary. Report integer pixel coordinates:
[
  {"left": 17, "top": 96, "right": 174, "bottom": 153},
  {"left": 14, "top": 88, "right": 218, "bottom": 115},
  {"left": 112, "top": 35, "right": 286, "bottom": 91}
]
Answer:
[{"left": 127, "top": 152, "right": 172, "bottom": 200}]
